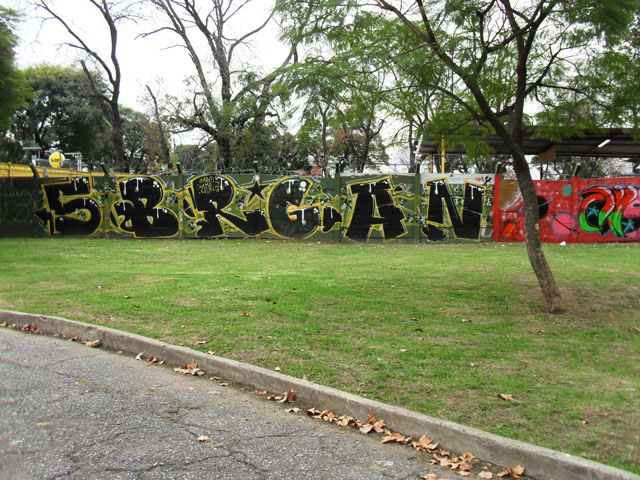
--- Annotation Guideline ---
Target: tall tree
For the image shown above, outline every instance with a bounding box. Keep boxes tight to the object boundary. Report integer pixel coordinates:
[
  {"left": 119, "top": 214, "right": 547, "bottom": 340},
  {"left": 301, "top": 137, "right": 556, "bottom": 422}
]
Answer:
[
  {"left": 143, "top": 0, "right": 296, "bottom": 171},
  {"left": 10, "top": 64, "right": 112, "bottom": 166},
  {"left": 277, "top": 0, "right": 639, "bottom": 312},
  {"left": 284, "top": 58, "right": 345, "bottom": 174},
  {"left": 145, "top": 85, "right": 172, "bottom": 167},
  {"left": 0, "top": 7, "right": 29, "bottom": 131},
  {"left": 34, "top": 0, "right": 135, "bottom": 171}
]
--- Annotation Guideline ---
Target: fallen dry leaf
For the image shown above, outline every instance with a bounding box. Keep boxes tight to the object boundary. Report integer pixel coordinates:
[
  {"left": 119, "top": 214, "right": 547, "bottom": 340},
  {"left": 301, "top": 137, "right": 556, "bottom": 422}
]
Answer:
[
  {"left": 459, "top": 472, "right": 471, "bottom": 477},
  {"left": 306, "top": 408, "right": 322, "bottom": 416},
  {"left": 71, "top": 336, "right": 80, "bottom": 342},
  {"left": 459, "top": 463, "right": 471, "bottom": 472},
  {"left": 158, "top": 360, "right": 165, "bottom": 365},
  {"left": 302, "top": 374, "right": 309, "bottom": 381},
  {"left": 498, "top": 464, "right": 525, "bottom": 478},
  {"left": 286, "top": 407, "right": 302, "bottom": 413},
  {"left": 498, "top": 393, "right": 514, "bottom": 401},
  {"left": 83, "top": 339, "right": 101, "bottom": 348},
  {"left": 274, "top": 366, "right": 281, "bottom": 371},
  {"left": 418, "top": 474, "right": 438, "bottom": 480},
  {"left": 254, "top": 390, "right": 267, "bottom": 396},
  {"left": 462, "top": 318, "right": 472, "bottom": 323},
  {"left": 462, "top": 452, "right": 476, "bottom": 462},
  {"left": 174, "top": 361, "right": 205, "bottom": 376},
  {"left": 630, "top": 327, "right": 640, "bottom": 334},
  {"left": 372, "top": 419, "right": 387, "bottom": 433},
  {"left": 479, "top": 472, "right": 493, "bottom": 479},
  {"left": 207, "top": 351, "right": 215, "bottom": 355},
  {"left": 399, "top": 348, "right": 408, "bottom": 352},
  {"left": 279, "top": 390, "right": 297, "bottom": 403},
  {"left": 321, "top": 410, "right": 337, "bottom": 422},
  {"left": 196, "top": 340, "right": 207, "bottom": 345},
  {"left": 470, "top": 363, "right": 479, "bottom": 367},
  {"left": 381, "top": 433, "right": 411, "bottom": 444},
  {"left": 147, "top": 356, "right": 158, "bottom": 364},
  {"left": 267, "top": 395, "right": 283, "bottom": 401},
  {"left": 242, "top": 312, "right": 252, "bottom": 317},
  {"left": 197, "top": 435, "right": 210, "bottom": 442},
  {"left": 336, "top": 415, "right": 356, "bottom": 427},
  {"left": 135, "top": 352, "right": 145, "bottom": 360},
  {"left": 218, "top": 383, "right": 229, "bottom": 387},
  {"left": 22, "top": 323, "right": 37, "bottom": 333},
  {"left": 0, "top": 322, "right": 6, "bottom": 328},
  {"left": 412, "top": 435, "right": 439, "bottom": 452},
  {"left": 367, "top": 412, "right": 377, "bottom": 424},
  {"left": 440, "top": 450, "right": 451, "bottom": 457},
  {"left": 359, "top": 424, "right": 374, "bottom": 434}
]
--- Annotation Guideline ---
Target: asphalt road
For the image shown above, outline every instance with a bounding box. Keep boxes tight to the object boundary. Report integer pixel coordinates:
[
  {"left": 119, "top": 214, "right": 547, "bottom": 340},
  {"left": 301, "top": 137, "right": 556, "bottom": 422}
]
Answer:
[{"left": 0, "top": 328, "right": 467, "bottom": 480}]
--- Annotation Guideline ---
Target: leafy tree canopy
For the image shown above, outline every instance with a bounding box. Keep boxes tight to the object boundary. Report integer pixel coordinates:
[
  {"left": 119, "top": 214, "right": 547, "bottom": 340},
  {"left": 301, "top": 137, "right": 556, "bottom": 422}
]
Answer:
[{"left": 0, "top": 7, "right": 29, "bottom": 131}]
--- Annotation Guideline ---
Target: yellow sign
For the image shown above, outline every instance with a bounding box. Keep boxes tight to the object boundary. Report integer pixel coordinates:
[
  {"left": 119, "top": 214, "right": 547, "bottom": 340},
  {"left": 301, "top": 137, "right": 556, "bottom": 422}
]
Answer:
[{"left": 49, "top": 152, "right": 65, "bottom": 168}]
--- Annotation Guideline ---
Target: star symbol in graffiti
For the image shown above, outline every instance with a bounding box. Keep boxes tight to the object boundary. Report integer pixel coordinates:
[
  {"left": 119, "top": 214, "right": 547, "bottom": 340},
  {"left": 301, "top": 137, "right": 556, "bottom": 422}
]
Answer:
[
  {"left": 244, "top": 179, "right": 269, "bottom": 202},
  {"left": 586, "top": 205, "right": 599, "bottom": 217},
  {"left": 623, "top": 218, "right": 636, "bottom": 234}
]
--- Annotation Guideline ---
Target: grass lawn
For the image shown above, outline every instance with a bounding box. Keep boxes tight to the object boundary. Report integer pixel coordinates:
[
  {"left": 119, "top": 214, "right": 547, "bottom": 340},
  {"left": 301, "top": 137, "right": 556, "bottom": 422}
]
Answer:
[{"left": 0, "top": 237, "right": 638, "bottom": 473}]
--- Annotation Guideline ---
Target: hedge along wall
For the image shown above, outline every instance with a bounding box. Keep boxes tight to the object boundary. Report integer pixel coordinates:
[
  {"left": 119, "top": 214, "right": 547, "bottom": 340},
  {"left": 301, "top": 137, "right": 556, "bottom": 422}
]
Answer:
[
  {"left": 0, "top": 164, "right": 495, "bottom": 242},
  {"left": 495, "top": 176, "right": 640, "bottom": 243},
  {"left": 1, "top": 163, "right": 638, "bottom": 242}
]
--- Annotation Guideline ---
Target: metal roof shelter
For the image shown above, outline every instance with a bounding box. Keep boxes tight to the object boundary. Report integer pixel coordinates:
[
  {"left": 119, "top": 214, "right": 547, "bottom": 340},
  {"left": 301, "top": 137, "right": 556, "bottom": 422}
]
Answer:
[{"left": 418, "top": 127, "right": 640, "bottom": 161}]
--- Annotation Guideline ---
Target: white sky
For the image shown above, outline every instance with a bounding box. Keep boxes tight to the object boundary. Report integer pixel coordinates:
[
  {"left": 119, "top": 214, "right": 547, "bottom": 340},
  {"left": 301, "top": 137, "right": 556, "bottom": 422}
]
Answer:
[{"left": 5, "top": 0, "right": 288, "bottom": 112}]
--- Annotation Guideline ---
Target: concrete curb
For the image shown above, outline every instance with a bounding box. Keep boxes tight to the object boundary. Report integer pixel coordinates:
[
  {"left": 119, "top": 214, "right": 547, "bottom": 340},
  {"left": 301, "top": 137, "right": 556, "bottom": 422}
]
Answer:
[{"left": 1, "top": 309, "right": 637, "bottom": 480}]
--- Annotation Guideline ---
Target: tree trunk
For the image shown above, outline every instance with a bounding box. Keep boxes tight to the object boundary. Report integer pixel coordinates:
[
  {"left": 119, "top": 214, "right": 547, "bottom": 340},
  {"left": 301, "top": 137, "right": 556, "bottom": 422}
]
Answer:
[
  {"left": 321, "top": 108, "right": 329, "bottom": 175},
  {"left": 512, "top": 151, "right": 563, "bottom": 312},
  {"left": 218, "top": 136, "right": 233, "bottom": 172},
  {"left": 146, "top": 85, "right": 171, "bottom": 166},
  {"left": 408, "top": 122, "right": 416, "bottom": 173}
]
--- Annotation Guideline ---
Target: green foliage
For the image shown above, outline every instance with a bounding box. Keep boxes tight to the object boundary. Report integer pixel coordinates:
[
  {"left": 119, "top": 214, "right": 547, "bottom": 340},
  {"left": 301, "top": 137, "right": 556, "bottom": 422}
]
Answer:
[
  {"left": 0, "top": 7, "right": 29, "bottom": 131},
  {"left": 10, "top": 64, "right": 112, "bottom": 164},
  {"left": 276, "top": 0, "right": 640, "bottom": 171},
  {"left": 7, "top": 64, "right": 160, "bottom": 171}
]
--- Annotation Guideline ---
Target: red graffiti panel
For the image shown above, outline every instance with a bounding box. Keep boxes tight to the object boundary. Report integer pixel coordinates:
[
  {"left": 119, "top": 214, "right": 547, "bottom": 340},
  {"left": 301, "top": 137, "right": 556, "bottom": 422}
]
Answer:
[
  {"left": 496, "top": 177, "right": 640, "bottom": 243},
  {"left": 575, "top": 179, "right": 640, "bottom": 242}
]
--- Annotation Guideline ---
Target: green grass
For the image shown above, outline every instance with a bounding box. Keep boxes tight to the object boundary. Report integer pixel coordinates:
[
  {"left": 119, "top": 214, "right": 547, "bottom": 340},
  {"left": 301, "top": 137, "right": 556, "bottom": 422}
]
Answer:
[{"left": 1, "top": 238, "right": 639, "bottom": 473}]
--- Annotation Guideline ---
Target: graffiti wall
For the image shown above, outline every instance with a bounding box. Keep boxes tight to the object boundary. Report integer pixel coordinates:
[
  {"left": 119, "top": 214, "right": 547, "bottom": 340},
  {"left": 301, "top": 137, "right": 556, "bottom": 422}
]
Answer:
[
  {"left": 0, "top": 166, "right": 496, "bottom": 243},
  {"left": 3, "top": 163, "right": 636, "bottom": 243},
  {"left": 495, "top": 176, "right": 640, "bottom": 242}
]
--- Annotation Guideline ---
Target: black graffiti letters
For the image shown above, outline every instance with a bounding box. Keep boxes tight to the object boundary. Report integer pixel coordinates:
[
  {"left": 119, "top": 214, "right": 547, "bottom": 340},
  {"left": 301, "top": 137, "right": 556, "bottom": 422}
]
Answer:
[
  {"left": 268, "top": 178, "right": 320, "bottom": 239},
  {"left": 423, "top": 180, "right": 485, "bottom": 241},
  {"left": 35, "top": 177, "right": 101, "bottom": 235},
  {"left": 346, "top": 178, "right": 406, "bottom": 241},
  {"left": 322, "top": 206, "right": 342, "bottom": 233},
  {"left": 111, "top": 177, "right": 179, "bottom": 238},
  {"left": 17, "top": 171, "right": 502, "bottom": 241},
  {"left": 189, "top": 175, "right": 268, "bottom": 238}
]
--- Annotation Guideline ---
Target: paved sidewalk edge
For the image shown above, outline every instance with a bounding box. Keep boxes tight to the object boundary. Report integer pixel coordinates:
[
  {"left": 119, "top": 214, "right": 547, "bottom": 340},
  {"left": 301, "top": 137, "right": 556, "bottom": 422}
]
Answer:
[{"left": 1, "top": 309, "right": 637, "bottom": 480}]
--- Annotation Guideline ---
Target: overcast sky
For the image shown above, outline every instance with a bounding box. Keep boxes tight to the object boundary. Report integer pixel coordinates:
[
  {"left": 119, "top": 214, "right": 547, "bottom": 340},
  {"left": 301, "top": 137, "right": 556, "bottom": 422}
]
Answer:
[{"left": 6, "top": 0, "right": 288, "bottom": 112}]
